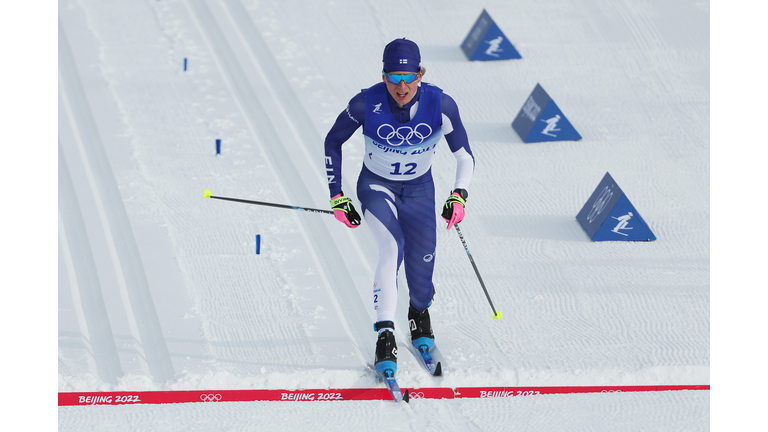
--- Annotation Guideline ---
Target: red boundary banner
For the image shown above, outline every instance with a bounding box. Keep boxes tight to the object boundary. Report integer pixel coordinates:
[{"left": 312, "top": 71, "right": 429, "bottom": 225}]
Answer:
[{"left": 59, "top": 385, "right": 709, "bottom": 406}]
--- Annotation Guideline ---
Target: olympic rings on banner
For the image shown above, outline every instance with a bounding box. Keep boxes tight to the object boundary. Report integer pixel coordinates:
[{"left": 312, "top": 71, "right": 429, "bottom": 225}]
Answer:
[
  {"left": 200, "top": 394, "right": 222, "bottom": 402},
  {"left": 377, "top": 123, "right": 433, "bottom": 146}
]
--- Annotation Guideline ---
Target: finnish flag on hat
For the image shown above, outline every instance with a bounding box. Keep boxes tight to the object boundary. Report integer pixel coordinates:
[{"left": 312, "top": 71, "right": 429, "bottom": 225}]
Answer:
[{"left": 382, "top": 38, "right": 421, "bottom": 73}]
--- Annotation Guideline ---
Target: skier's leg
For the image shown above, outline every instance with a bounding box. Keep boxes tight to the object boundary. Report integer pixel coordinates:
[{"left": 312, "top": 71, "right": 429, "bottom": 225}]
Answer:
[
  {"left": 358, "top": 180, "right": 404, "bottom": 324},
  {"left": 399, "top": 179, "right": 437, "bottom": 346},
  {"left": 399, "top": 179, "right": 437, "bottom": 312}
]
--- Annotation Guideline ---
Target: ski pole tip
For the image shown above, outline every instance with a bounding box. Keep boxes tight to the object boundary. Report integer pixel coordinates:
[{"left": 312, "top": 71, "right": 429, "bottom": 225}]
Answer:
[
  {"left": 203, "top": 189, "right": 212, "bottom": 198},
  {"left": 493, "top": 311, "right": 503, "bottom": 320}
]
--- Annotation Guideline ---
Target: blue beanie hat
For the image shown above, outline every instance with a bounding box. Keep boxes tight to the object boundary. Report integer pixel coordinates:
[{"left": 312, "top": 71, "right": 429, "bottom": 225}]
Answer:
[{"left": 382, "top": 38, "right": 421, "bottom": 73}]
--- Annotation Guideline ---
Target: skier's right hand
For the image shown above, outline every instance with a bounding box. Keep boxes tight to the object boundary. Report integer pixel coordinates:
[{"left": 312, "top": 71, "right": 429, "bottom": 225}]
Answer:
[{"left": 330, "top": 193, "right": 361, "bottom": 228}]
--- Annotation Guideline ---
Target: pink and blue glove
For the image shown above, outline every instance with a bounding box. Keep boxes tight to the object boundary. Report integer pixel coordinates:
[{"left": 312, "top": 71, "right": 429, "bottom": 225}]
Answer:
[
  {"left": 441, "top": 189, "right": 467, "bottom": 230},
  {"left": 330, "top": 193, "right": 361, "bottom": 228}
]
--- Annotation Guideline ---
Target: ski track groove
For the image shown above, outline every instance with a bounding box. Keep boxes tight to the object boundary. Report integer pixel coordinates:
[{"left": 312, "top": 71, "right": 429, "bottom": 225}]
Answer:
[
  {"left": 58, "top": 20, "right": 175, "bottom": 383},
  {"left": 58, "top": 143, "right": 123, "bottom": 384}
]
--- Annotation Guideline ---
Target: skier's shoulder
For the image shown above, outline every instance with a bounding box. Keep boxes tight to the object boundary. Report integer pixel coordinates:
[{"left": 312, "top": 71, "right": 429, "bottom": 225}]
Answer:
[
  {"left": 345, "top": 91, "right": 367, "bottom": 122},
  {"left": 439, "top": 91, "right": 461, "bottom": 118}
]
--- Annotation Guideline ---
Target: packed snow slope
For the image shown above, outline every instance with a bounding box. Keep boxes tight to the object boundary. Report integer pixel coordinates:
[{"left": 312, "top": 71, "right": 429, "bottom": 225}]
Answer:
[{"left": 58, "top": 0, "right": 709, "bottom": 429}]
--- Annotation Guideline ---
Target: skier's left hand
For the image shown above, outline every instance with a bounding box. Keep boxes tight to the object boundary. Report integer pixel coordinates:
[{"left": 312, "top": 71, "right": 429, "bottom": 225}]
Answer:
[{"left": 441, "top": 189, "right": 467, "bottom": 230}]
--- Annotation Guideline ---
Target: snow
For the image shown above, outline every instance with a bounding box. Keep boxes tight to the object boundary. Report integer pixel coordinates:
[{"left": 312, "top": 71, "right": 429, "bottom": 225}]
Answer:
[{"left": 8, "top": 0, "right": 746, "bottom": 429}]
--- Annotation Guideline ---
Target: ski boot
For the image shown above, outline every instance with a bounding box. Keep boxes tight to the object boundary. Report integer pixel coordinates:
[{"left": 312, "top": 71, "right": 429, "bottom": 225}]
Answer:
[
  {"left": 408, "top": 305, "right": 435, "bottom": 352},
  {"left": 373, "top": 321, "right": 397, "bottom": 376}
]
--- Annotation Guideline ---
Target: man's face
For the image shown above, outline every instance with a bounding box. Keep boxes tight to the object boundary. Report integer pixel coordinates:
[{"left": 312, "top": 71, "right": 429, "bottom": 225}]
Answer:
[{"left": 383, "top": 71, "right": 422, "bottom": 107}]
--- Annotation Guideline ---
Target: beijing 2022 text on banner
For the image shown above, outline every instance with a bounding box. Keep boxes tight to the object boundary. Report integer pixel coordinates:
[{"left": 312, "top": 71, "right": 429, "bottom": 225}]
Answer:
[
  {"left": 576, "top": 172, "right": 656, "bottom": 242},
  {"left": 58, "top": 385, "right": 708, "bottom": 405},
  {"left": 512, "top": 83, "right": 582, "bottom": 143},
  {"left": 461, "top": 9, "right": 521, "bottom": 61}
]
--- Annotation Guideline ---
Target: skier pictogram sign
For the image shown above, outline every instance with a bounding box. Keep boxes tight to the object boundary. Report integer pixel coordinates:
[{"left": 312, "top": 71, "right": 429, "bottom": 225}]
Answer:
[
  {"left": 461, "top": 9, "right": 521, "bottom": 61},
  {"left": 576, "top": 172, "right": 656, "bottom": 242},
  {"left": 512, "top": 83, "right": 582, "bottom": 143}
]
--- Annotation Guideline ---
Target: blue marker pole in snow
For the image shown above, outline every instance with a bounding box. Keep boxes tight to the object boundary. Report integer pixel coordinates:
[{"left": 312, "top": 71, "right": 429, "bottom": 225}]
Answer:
[
  {"left": 255, "top": 234, "right": 261, "bottom": 254},
  {"left": 216, "top": 139, "right": 221, "bottom": 155},
  {"left": 184, "top": 58, "right": 187, "bottom": 71}
]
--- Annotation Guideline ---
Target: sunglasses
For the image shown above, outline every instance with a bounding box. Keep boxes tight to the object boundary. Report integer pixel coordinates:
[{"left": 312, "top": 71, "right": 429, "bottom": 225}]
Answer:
[{"left": 385, "top": 72, "right": 420, "bottom": 85}]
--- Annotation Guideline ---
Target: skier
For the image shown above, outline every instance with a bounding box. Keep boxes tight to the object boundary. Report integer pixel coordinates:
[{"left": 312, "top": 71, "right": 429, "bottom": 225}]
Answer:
[
  {"left": 323, "top": 38, "right": 475, "bottom": 375},
  {"left": 484, "top": 36, "right": 504, "bottom": 57},
  {"left": 611, "top": 212, "right": 634, "bottom": 236},
  {"left": 540, "top": 114, "right": 561, "bottom": 137}
]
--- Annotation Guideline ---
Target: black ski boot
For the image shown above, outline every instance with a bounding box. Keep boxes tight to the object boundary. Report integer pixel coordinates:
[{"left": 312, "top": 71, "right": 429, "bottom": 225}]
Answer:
[
  {"left": 373, "top": 321, "right": 397, "bottom": 376},
  {"left": 408, "top": 305, "right": 435, "bottom": 351}
]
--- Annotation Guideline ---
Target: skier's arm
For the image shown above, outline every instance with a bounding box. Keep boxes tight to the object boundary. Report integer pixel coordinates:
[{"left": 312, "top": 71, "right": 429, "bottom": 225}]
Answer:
[
  {"left": 441, "top": 93, "right": 475, "bottom": 191},
  {"left": 324, "top": 92, "right": 366, "bottom": 198}
]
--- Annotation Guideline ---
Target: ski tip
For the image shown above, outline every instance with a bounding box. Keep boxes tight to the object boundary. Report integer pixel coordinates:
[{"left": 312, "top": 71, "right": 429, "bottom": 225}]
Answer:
[
  {"left": 403, "top": 389, "right": 410, "bottom": 403},
  {"left": 434, "top": 362, "right": 442, "bottom": 377},
  {"left": 203, "top": 189, "right": 212, "bottom": 198},
  {"left": 493, "top": 310, "right": 503, "bottom": 320}
]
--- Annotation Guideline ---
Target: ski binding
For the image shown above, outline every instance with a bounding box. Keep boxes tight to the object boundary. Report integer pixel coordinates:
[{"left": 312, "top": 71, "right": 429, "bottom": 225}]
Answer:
[
  {"left": 374, "top": 363, "right": 409, "bottom": 403},
  {"left": 412, "top": 337, "right": 442, "bottom": 376}
]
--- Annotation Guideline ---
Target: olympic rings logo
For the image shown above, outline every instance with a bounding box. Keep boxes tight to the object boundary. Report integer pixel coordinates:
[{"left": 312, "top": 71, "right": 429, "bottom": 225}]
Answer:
[
  {"left": 200, "top": 394, "right": 222, "bottom": 402},
  {"left": 377, "top": 123, "right": 433, "bottom": 146},
  {"left": 586, "top": 186, "right": 613, "bottom": 224},
  {"left": 409, "top": 391, "right": 425, "bottom": 399}
]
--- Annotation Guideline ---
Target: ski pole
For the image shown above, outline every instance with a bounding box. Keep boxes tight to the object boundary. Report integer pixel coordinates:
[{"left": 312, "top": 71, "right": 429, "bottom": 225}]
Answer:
[
  {"left": 203, "top": 189, "right": 334, "bottom": 215},
  {"left": 454, "top": 224, "right": 502, "bottom": 320}
]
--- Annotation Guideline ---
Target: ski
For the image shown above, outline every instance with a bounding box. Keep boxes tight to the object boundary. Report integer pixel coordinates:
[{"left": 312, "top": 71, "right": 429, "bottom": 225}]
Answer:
[
  {"left": 377, "top": 369, "right": 410, "bottom": 403},
  {"left": 412, "top": 340, "right": 442, "bottom": 376},
  {"left": 416, "top": 345, "right": 442, "bottom": 376},
  {"left": 368, "top": 363, "right": 409, "bottom": 403}
]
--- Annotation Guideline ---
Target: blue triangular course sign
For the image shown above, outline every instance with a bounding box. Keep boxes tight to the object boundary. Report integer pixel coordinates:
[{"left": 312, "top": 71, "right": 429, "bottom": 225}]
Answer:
[
  {"left": 461, "top": 9, "right": 521, "bottom": 61},
  {"left": 576, "top": 172, "right": 656, "bottom": 242},
  {"left": 512, "top": 83, "right": 582, "bottom": 143}
]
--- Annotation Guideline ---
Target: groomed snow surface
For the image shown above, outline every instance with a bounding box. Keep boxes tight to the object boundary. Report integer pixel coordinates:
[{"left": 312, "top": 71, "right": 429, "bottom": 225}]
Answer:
[{"left": 50, "top": 0, "right": 719, "bottom": 429}]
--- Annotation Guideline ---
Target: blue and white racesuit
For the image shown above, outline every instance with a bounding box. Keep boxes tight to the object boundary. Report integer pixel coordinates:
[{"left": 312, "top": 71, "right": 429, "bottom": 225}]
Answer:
[{"left": 324, "top": 81, "right": 474, "bottom": 323}]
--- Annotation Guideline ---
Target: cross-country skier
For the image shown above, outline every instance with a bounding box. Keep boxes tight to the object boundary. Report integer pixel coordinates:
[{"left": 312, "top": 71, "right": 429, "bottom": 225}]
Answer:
[{"left": 323, "top": 38, "right": 475, "bottom": 375}]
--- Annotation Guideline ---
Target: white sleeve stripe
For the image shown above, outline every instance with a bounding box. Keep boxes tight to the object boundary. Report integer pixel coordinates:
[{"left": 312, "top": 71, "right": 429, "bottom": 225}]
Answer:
[
  {"left": 441, "top": 113, "right": 454, "bottom": 135},
  {"left": 452, "top": 147, "right": 474, "bottom": 191}
]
